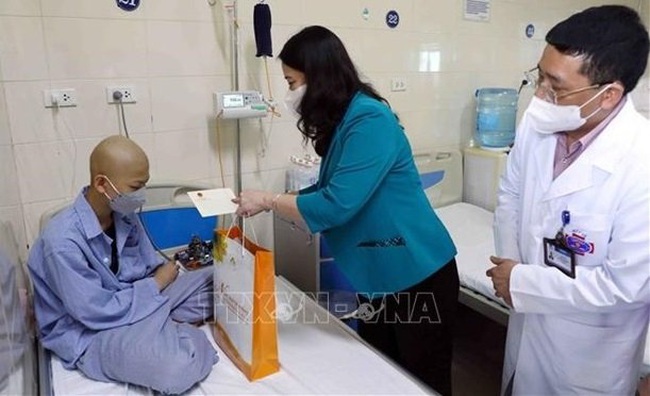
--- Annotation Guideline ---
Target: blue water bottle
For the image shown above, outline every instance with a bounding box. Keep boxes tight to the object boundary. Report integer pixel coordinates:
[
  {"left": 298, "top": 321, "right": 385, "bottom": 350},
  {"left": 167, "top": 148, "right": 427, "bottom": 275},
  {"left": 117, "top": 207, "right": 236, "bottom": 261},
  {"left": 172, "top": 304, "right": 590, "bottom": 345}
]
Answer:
[{"left": 475, "top": 88, "right": 518, "bottom": 150}]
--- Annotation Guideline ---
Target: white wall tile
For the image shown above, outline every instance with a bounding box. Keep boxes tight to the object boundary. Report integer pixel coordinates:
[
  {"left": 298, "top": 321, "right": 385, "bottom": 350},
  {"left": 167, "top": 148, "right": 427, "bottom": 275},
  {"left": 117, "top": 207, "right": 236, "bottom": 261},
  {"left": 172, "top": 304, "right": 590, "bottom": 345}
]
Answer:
[
  {"left": 128, "top": 132, "right": 157, "bottom": 178},
  {"left": 44, "top": 18, "right": 148, "bottom": 80},
  {"left": 0, "top": 84, "right": 11, "bottom": 145},
  {"left": 412, "top": 0, "right": 460, "bottom": 34},
  {"left": 145, "top": 0, "right": 215, "bottom": 22},
  {"left": 402, "top": 107, "right": 470, "bottom": 151},
  {"left": 302, "top": 0, "right": 364, "bottom": 29},
  {"left": 150, "top": 76, "right": 225, "bottom": 132},
  {"left": 237, "top": 117, "right": 311, "bottom": 174},
  {"left": 41, "top": 0, "right": 146, "bottom": 19},
  {"left": 206, "top": 118, "right": 236, "bottom": 183},
  {"left": 0, "top": 16, "right": 49, "bottom": 81},
  {"left": 357, "top": 30, "right": 421, "bottom": 73},
  {"left": 67, "top": 137, "right": 104, "bottom": 197},
  {"left": 153, "top": 129, "right": 211, "bottom": 182},
  {"left": 0, "top": 0, "right": 40, "bottom": 16},
  {"left": 0, "top": 146, "right": 21, "bottom": 206},
  {"left": 147, "top": 21, "right": 227, "bottom": 77},
  {"left": 14, "top": 140, "right": 76, "bottom": 204},
  {"left": 4, "top": 81, "right": 59, "bottom": 145}
]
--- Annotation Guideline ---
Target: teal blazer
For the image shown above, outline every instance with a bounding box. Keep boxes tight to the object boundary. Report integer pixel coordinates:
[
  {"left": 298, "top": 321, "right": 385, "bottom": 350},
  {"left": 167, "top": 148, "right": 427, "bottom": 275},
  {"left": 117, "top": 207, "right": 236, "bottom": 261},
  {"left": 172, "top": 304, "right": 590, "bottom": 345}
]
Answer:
[{"left": 297, "top": 92, "right": 457, "bottom": 295}]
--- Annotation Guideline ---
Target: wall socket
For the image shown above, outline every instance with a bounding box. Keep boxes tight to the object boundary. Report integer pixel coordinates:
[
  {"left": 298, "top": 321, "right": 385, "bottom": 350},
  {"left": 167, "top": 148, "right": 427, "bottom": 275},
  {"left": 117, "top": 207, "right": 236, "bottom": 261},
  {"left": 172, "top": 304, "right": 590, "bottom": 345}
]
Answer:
[
  {"left": 390, "top": 78, "right": 407, "bottom": 92},
  {"left": 106, "top": 86, "right": 136, "bottom": 104},
  {"left": 43, "top": 89, "right": 77, "bottom": 107}
]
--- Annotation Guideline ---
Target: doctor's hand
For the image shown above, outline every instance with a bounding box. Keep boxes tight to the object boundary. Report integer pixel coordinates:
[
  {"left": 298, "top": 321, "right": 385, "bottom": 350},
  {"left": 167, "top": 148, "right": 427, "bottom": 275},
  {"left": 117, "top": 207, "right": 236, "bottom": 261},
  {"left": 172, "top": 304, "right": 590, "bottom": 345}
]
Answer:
[
  {"left": 232, "top": 190, "right": 274, "bottom": 218},
  {"left": 486, "top": 256, "right": 517, "bottom": 308}
]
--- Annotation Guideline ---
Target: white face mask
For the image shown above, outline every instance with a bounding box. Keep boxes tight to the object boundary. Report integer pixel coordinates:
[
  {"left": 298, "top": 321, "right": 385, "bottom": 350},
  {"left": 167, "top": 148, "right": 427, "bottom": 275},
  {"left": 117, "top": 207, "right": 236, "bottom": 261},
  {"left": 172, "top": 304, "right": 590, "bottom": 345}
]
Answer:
[
  {"left": 524, "top": 84, "right": 612, "bottom": 135},
  {"left": 283, "top": 84, "right": 307, "bottom": 119}
]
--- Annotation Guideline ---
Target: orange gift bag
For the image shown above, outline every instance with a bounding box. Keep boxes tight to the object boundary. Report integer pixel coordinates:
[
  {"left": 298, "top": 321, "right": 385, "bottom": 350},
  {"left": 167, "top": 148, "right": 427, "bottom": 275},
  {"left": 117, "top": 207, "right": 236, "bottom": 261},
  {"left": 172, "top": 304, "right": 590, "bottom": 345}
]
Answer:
[{"left": 212, "top": 224, "right": 279, "bottom": 381}]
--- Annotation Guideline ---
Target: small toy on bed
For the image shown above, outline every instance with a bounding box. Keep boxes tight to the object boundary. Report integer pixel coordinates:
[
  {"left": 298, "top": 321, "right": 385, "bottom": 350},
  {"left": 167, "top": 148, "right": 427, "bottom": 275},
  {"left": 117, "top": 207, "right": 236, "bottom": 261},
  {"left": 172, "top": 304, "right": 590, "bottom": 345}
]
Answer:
[{"left": 174, "top": 235, "right": 214, "bottom": 270}]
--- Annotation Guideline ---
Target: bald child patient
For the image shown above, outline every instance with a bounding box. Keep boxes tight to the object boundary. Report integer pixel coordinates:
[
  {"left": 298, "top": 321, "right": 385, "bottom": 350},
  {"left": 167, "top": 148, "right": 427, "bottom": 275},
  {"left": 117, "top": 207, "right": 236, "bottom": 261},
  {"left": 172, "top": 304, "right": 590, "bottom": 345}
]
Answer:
[{"left": 28, "top": 136, "right": 218, "bottom": 394}]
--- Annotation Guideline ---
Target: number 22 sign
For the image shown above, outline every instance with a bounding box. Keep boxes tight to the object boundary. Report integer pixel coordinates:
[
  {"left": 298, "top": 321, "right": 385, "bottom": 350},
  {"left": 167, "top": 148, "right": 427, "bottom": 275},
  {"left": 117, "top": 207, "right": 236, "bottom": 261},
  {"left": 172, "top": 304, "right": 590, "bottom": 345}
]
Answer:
[{"left": 386, "top": 10, "right": 400, "bottom": 29}]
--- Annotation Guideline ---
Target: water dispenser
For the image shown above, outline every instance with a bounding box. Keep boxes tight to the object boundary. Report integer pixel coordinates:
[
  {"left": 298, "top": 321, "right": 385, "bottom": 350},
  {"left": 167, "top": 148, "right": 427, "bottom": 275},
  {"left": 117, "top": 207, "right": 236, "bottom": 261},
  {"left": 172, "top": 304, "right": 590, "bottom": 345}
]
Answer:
[{"left": 475, "top": 88, "right": 518, "bottom": 150}]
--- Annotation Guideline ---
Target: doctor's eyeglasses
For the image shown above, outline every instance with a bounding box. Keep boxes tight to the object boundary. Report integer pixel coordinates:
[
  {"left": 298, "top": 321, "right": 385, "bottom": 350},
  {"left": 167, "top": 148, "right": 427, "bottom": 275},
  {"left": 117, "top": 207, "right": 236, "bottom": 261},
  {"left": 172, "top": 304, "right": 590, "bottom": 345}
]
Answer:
[{"left": 522, "top": 67, "right": 603, "bottom": 104}]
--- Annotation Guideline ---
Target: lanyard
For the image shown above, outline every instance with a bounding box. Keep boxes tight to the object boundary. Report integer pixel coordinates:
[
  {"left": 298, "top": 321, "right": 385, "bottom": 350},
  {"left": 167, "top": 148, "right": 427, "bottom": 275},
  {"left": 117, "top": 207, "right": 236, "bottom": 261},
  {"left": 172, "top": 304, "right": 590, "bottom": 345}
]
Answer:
[
  {"left": 556, "top": 210, "right": 570, "bottom": 243},
  {"left": 561, "top": 210, "right": 570, "bottom": 229}
]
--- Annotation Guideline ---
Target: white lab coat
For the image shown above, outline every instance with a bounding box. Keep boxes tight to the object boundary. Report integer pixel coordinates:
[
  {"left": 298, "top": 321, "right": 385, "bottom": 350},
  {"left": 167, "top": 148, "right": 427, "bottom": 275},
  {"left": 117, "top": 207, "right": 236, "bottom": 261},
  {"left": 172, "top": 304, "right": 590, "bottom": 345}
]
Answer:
[{"left": 494, "top": 98, "right": 650, "bottom": 395}]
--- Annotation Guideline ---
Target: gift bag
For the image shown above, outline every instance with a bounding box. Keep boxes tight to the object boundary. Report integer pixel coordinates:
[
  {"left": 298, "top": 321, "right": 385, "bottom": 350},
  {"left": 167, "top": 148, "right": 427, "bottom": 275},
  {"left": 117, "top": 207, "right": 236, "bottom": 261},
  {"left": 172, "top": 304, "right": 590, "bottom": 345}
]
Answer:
[{"left": 212, "top": 223, "right": 279, "bottom": 381}]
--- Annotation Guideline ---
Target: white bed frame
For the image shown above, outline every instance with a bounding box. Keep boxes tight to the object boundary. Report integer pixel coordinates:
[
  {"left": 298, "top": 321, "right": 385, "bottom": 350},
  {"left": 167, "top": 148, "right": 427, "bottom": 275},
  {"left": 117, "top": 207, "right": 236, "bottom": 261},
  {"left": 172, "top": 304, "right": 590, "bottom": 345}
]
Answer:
[
  {"left": 458, "top": 287, "right": 509, "bottom": 326},
  {"left": 414, "top": 149, "right": 510, "bottom": 327}
]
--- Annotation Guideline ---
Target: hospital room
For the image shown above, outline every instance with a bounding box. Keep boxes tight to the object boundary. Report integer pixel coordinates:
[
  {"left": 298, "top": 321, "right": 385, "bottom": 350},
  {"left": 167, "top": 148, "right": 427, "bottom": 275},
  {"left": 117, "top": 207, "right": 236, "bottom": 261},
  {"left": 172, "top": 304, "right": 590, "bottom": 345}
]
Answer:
[{"left": 1, "top": 0, "right": 649, "bottom": 395}]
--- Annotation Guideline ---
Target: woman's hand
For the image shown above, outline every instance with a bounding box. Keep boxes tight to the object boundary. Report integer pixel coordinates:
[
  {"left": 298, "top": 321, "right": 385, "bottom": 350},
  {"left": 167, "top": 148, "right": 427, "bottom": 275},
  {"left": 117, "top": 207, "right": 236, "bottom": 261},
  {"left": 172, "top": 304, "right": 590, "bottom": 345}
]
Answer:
[{"left": 232, "top": 190, "right": 273, "bottom": 218}]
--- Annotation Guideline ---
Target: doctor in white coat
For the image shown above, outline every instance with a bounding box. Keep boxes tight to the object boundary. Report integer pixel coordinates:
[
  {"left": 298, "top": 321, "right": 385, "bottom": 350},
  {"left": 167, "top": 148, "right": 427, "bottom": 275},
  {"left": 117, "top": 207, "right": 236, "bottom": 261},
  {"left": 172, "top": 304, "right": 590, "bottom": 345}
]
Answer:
[{"left": 487, "top": 5, "right": 650, "bottom": 395}]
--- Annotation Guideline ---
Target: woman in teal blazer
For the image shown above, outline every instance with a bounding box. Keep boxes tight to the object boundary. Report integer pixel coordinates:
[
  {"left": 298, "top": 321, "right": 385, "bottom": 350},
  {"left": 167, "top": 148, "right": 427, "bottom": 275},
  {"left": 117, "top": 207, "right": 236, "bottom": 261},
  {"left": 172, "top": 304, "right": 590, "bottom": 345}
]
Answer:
[{"left": 234, "top": 26, "right": 458, "bottom": 396}]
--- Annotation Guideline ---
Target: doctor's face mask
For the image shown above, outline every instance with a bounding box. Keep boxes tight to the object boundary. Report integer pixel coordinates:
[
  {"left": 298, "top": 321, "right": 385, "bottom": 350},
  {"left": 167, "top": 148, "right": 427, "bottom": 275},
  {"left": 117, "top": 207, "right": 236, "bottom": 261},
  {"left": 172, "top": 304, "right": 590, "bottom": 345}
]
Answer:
[
  {"left": 524, "top": 84, "right": 612, "bottom": 134},
  {"left": 102, "top": 176, "right": 147, "bottom": 215}
]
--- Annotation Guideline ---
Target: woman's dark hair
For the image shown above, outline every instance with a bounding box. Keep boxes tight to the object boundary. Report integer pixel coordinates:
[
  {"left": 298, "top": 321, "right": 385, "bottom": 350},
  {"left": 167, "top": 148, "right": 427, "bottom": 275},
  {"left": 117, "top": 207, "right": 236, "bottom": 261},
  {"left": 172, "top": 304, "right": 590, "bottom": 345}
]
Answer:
[
  {"left": 546, "top": 5, "right": 649, "bottom": 94},
  {"left": 279, "top": 26, "right": 389, "bottom": 156}
]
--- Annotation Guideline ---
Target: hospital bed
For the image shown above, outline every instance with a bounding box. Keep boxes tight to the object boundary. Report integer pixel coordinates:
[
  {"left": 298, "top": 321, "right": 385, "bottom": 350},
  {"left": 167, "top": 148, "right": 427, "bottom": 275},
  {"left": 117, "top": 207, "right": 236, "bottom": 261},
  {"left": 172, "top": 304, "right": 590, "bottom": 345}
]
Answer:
[
  {"left": 35, "top": 183, "right": 433, "bottom": 395},
  {"left": 42, "top": 276, "right": 430, "bottom": 395},
  {"left": 414, "top": 149, "right": 510, "bottom": 326},
  {"left": 418, "top": 148, "right": 650, "bottom": 376}
]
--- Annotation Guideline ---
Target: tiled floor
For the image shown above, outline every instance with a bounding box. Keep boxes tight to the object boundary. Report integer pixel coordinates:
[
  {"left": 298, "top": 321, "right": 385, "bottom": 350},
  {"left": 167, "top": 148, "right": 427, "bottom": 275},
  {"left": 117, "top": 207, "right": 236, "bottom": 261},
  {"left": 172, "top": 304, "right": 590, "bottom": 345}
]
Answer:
[{"left": 452, "top": 303, "right": 507, "bottom": 396}]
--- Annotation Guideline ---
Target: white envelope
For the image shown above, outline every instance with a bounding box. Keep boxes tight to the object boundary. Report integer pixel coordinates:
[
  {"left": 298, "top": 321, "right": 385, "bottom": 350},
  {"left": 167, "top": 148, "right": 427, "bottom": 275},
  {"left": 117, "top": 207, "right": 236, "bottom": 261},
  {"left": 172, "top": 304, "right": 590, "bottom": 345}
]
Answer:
[{"left": 187, "top": 188, "right": 238, "bottom": 217}]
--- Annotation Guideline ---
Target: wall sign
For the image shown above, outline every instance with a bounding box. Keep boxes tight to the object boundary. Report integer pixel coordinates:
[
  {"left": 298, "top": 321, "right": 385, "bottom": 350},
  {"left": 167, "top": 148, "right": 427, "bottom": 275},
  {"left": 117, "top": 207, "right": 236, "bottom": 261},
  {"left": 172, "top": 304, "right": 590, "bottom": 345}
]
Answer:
[
  {"left": 116, "top": 0, "right": 140, "bottom": 12},
  {"left": 463, "top": 0, "right": 490, "bottom": 22},
  {"left": 386, "top": 10, "right": 399, "bottom": 29},
  {"left": 525, "top": 23, "right": 535, "bottom": 38}
]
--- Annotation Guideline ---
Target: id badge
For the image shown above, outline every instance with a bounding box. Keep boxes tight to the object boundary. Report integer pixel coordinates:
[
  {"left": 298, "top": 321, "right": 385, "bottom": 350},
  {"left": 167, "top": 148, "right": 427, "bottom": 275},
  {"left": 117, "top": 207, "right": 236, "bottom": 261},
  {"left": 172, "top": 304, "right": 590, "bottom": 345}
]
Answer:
[{"left": 543, "top": 237, "right": 576, "bottom": 278}]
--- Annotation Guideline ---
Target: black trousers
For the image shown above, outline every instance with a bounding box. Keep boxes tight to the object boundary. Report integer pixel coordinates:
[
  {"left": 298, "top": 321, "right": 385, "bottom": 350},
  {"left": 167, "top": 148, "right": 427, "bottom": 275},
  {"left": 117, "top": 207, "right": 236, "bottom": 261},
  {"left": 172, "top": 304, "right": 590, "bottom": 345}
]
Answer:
[{"left": 357, "top": 259, "right": 459, "bottom": 396}]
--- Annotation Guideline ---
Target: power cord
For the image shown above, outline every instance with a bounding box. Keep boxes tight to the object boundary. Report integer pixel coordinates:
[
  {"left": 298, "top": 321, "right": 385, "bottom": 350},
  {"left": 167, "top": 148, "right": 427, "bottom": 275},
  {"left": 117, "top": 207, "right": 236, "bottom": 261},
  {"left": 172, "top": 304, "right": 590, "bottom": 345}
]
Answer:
[
  {"left": 48, "top": 93, "right": 80, "bottom": 199},
  {"left": 112, "top": 91, "right": 130, "bottom": 139}
]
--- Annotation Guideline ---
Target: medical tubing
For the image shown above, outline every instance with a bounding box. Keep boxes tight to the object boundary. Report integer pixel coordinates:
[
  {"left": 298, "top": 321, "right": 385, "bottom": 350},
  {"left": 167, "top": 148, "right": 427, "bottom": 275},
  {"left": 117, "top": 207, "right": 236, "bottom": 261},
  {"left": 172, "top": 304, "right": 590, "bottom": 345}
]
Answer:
[
  {"left": 136, "top": 208, "right": 172, "bottom": 262},
  {"left": 214, "top": 116, "right": 227, "bottom": 189},
  {"left": 264, "top": 57, "right": 273, "bottom": 101}
]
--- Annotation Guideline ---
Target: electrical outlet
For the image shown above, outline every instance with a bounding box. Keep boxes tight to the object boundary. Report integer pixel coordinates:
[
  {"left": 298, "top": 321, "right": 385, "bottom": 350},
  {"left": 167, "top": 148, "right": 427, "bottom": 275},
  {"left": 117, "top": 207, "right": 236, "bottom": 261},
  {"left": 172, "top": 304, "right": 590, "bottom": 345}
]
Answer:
[
  {"left": 43, "top": 89, "right": 77, "bottom": 108},
  {"left": 390, "top": 78, "right": 407, "bottom": 92},
  {"left": 106, "top": 86, "right": 136, "bottom": 104}
]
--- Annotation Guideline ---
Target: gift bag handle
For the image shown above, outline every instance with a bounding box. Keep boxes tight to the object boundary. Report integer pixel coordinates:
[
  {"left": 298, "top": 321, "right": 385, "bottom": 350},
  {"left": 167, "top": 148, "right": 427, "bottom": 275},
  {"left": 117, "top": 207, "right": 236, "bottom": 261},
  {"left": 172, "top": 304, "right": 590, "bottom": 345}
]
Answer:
[{"left": 225, "top": 214, "right": 260, "bottom": 257}]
